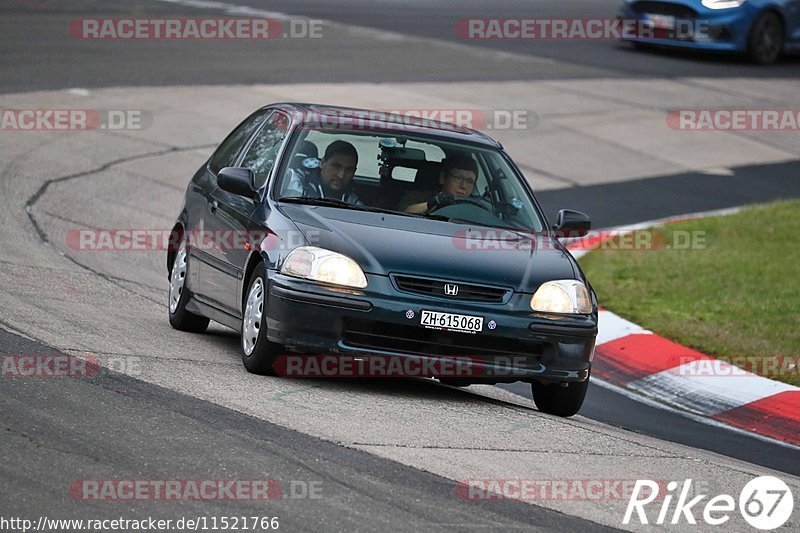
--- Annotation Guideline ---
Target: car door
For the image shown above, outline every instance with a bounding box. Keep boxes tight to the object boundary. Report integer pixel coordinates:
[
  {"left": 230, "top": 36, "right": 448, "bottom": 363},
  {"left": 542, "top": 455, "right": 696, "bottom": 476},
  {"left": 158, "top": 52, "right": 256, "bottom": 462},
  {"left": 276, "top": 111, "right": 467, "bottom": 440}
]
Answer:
[
  {"left": 202, "top": 110, "right": 289, "bottom": 315},
  {"left": 190, "top": 109, "right": 271, "bottom": 304}
]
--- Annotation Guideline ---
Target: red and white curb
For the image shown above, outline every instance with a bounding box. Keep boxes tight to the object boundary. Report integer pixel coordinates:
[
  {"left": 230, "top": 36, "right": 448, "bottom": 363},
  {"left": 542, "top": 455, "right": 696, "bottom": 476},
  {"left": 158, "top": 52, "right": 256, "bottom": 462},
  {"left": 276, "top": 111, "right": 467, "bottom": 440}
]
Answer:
[
  {"left": 591, "top": 310, "right": 800, "bottom": 446},
  {"left": 566, "top": 209, "right": 800, "bottom": 447}
]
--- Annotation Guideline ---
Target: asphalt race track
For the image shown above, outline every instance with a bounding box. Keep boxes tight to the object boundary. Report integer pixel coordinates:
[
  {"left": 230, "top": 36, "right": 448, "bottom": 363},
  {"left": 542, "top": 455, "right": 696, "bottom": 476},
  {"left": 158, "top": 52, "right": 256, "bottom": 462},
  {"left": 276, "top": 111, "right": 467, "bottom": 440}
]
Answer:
[
  {"left": 1, "top": 0, "right": 799, "bottom": 531},
  {"left": 0, "top": 328, "right": 611, "bottom": 532},
  {"left": 3, "top": 0, "right": 799, "bottom": 93}
]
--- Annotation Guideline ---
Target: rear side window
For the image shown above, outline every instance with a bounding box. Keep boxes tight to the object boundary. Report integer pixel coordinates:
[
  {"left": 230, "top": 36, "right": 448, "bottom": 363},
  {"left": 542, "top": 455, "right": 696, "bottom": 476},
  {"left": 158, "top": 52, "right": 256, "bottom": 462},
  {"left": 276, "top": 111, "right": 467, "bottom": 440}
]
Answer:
[{"left": 208, "top": 110, "right": 269, "bottom": 174}]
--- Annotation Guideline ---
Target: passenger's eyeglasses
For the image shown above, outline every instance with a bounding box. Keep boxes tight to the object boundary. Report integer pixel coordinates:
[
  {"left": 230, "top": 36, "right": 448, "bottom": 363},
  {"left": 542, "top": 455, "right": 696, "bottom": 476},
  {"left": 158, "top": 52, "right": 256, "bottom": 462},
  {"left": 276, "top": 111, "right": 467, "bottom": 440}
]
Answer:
[{"left": 447, "top": 173, "right": 476, "bottom": 186}]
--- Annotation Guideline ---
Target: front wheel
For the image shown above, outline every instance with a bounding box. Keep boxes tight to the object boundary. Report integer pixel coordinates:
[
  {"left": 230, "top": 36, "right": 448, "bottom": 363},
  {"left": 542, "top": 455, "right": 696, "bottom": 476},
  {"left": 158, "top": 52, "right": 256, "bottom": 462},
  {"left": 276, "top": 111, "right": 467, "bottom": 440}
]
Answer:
[
  {"left": 748, "top": 11, "right": 784, "bottom": 64},
  {"left": 531, "top": 373, "right": 590, "bottom": 417},
  {"left": 241, "top": 263, "right": 283, "bottom": 375}
]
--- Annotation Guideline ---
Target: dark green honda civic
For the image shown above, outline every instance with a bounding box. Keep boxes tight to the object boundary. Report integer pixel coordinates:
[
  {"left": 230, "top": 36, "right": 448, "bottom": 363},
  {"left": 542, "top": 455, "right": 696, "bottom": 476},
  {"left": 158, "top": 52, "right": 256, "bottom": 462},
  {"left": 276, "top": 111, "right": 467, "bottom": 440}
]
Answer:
[{"left": 167, "top": 103, "right": 598, "bottom": 416}]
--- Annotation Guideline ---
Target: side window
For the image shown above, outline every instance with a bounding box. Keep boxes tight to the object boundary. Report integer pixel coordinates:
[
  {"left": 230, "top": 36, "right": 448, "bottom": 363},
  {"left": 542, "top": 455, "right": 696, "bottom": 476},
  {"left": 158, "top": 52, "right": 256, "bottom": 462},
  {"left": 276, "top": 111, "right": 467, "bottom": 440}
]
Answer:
[
  {"left": 240, "top": 112, "right": 289, "bottom": 189},
  {"left": 208, "top": 110, "right": 269, "bottom": 174}
]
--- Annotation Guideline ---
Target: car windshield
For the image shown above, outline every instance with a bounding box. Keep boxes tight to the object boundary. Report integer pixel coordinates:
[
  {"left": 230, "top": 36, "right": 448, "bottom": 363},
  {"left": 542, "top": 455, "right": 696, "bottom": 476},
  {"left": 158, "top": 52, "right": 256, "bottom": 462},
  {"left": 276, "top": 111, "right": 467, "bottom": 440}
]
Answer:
[{"left": 275, "top": 127, "right": 545, "bottom": 232}]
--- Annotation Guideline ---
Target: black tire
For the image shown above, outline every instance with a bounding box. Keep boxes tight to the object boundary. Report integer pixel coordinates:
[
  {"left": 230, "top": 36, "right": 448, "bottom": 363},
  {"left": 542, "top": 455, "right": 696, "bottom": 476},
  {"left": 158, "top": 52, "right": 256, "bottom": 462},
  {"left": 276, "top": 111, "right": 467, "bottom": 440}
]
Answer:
[
  {"left": 168, "top": 241, "right": 210, "bottom": 333},
  {"left": 748, "top": 11, "right": 784, "bottom": 65},
  {"left": 240, "top": 263, "right": 283, "bottom": 375},
  {"left": 531, "top": 373, "right": 590, "bottom": 417}
]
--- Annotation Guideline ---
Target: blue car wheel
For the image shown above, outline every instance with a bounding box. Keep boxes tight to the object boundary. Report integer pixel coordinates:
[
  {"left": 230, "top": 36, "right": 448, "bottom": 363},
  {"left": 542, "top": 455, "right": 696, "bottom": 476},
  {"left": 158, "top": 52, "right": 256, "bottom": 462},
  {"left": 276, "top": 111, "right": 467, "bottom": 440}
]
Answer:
[{"left": 748, "top": 11, "right": 785, "bottom": 64}]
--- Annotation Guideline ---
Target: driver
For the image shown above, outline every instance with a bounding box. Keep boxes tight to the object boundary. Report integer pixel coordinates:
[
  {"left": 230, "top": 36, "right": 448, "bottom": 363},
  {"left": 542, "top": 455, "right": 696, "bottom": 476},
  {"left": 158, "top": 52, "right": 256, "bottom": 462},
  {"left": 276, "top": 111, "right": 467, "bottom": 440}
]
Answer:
[
  {"left": 284, "top": 140, "right": 364, "bottom": 205},
  {"left": 405, "top": 153, "right": 477, "bottom": 214}
]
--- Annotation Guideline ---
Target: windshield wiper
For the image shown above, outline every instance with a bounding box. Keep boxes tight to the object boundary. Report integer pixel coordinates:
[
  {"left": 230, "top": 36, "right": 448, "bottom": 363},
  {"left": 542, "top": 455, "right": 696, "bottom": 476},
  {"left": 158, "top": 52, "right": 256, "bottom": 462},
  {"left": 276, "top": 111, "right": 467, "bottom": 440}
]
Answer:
[
  {"left": 278, "top": 196, "right": 416, "bottom": 217},
  {"left": 416, "top": 213, "right": 450, "bottom": 222},
  {"left": 278, "top": 196, "right": 359, "bottom": 208}
]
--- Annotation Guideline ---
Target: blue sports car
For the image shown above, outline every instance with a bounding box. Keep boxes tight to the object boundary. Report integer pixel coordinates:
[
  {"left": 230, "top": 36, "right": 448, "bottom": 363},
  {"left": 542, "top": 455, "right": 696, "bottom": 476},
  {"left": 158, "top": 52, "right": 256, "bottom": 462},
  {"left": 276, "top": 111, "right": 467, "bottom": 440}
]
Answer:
[{"left": 619, "top": 0, "right": 800, "bottom": 63}]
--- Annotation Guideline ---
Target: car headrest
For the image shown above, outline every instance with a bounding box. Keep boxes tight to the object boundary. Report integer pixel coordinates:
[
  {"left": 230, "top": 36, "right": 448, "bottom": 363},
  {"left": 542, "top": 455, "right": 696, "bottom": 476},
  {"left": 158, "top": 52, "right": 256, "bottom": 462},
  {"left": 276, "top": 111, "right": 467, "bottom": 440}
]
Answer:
[
  {"left": 382, "top": 160, "right": 443, "bottom": 189},
  {"left": 296, "top": 140, "right": 319, "bottom": 159},
  {"left": 414, "top": 161, "right": 443, "bottom": 191},
  {"left": 290, "top": 141, "right": 320, "bottom": 172}
]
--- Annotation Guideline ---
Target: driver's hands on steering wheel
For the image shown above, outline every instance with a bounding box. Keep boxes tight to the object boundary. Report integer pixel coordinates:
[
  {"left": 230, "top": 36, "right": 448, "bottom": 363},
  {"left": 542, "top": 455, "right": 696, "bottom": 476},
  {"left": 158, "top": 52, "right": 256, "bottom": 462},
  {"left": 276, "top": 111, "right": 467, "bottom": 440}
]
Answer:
[{"left": 427, "top": 192, "right": 455, "bottom": 211}]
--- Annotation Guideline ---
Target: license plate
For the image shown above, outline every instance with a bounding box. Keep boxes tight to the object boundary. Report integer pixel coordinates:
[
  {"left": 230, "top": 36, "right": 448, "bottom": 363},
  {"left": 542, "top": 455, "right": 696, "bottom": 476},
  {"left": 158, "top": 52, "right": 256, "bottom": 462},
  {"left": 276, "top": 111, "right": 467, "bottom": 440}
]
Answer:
[
  {"left": 644, "top": 14, "right": 675, "bottom": 30},
  {"left": 420, "top": 310, "right": 483, "bottom": 333}
]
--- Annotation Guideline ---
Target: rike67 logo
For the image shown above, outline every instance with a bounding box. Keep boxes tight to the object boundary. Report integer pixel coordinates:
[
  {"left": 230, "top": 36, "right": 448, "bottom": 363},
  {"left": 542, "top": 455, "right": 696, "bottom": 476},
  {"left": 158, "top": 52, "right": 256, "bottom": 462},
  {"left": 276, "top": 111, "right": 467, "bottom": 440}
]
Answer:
[{"left": 624, "top": 476, "right": 794, "bottom": 530}]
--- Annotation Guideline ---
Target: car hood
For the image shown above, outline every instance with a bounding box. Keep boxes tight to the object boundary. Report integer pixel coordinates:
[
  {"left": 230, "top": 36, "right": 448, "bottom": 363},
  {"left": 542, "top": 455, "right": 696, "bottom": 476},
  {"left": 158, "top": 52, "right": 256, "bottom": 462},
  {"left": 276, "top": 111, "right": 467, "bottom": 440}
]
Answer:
[{"left": 280, "top": 205, "right": 579, "bottom": 293}]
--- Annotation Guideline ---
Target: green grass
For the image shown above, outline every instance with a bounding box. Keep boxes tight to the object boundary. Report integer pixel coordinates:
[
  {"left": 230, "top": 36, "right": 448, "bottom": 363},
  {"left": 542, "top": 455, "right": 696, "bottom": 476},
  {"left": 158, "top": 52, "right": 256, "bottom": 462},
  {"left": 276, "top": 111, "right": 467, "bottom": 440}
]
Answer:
[{"left": 580, "top": 200, "right": 800, "bottom": 386}]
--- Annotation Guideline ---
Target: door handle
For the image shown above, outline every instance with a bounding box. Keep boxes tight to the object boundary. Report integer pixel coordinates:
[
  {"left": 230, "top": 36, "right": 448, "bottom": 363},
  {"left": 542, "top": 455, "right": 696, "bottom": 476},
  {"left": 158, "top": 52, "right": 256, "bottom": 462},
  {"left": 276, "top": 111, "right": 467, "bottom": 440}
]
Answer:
[{"left": 210, "top": 200, "right": 219, "bottom": 213}]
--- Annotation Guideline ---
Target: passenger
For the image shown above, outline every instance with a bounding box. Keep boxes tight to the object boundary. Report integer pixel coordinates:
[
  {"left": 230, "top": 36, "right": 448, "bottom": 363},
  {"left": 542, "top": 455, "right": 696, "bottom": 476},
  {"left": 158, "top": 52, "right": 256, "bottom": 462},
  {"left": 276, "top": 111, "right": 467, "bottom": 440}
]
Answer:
[
  {"left": 284, "top": 140, "right": 363, "bottom": 205},
  {"left": 405, "top": 153, "right": 477, "bottom": 214}
]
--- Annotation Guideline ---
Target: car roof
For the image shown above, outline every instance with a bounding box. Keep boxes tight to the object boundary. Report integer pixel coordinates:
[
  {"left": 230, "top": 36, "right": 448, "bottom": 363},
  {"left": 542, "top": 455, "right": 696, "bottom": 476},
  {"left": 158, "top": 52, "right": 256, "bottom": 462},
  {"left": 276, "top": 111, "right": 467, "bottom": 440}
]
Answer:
[{"left": 264, "top": 102, "right": 503, "bottom": 149}]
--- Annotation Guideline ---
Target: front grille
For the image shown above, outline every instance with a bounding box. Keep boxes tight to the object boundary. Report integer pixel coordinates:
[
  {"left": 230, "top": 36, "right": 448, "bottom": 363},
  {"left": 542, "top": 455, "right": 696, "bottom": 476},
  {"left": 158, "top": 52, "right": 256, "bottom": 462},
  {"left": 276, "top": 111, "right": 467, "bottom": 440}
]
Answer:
[
  {"left": 393, "top": 275, "right": 509, "bottom": 303},
  {"left": 630, "top": 1, "right": 698, "bottom": 18},
  {"left": 343, "top": 319, "right": 543, "bottom": 358}
]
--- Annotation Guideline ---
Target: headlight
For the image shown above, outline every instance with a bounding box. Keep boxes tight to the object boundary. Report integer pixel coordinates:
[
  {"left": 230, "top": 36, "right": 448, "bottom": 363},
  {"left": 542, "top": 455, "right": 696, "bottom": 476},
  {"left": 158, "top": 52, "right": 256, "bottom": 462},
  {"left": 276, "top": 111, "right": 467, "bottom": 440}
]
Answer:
[
  {"left": 531, "top": 280, "right": 592, "bottom": 314},
  {"left": 281, "top": 246, "right": 367, "bottom": 289},
  {"left": 701, "top": 0, "right": 744, "bottom": 9}
]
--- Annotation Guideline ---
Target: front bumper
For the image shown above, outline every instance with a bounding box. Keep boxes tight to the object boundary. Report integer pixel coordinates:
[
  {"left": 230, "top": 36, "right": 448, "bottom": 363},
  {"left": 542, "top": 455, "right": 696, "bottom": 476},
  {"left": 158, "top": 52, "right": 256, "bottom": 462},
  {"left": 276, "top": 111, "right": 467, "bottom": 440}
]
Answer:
[
  {"left": 265, "top": 272, "right": 597, "bottom": 384},
  {"left": 618, "top": 2, "right": 757, "bottom": 52}
]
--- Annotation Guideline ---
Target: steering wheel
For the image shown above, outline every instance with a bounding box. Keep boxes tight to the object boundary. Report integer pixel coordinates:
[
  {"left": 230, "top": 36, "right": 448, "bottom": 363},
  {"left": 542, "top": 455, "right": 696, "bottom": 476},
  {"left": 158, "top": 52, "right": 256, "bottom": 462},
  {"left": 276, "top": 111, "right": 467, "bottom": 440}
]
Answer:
[{"left": 430, "top": 196, "right": 494, "bottom": 213}]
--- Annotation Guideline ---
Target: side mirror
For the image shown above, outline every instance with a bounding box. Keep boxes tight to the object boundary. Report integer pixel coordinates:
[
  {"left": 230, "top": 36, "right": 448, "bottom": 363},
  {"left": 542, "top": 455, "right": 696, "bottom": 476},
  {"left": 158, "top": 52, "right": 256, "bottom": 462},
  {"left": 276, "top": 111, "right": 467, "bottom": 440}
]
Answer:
[
  {"left": 217, "top": 167, "right": 256, "bottom": 197},
  {"left": 553, "top": 209, "right": 591, "bottom": 238}
]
